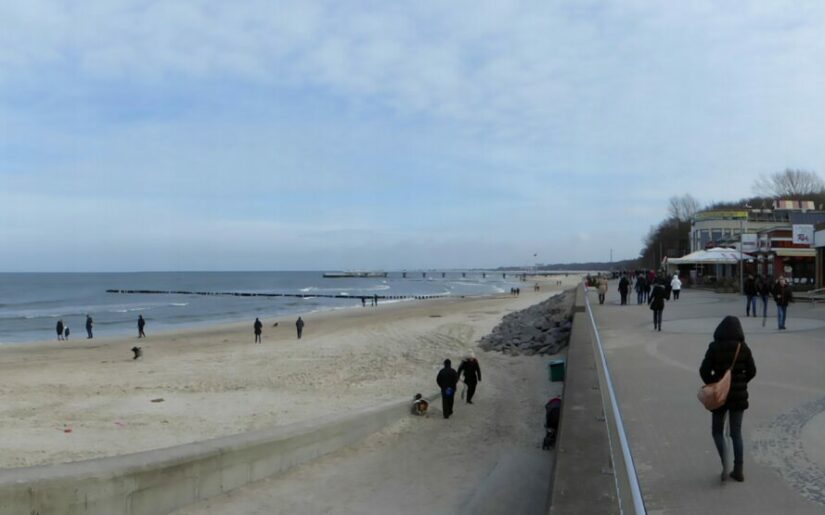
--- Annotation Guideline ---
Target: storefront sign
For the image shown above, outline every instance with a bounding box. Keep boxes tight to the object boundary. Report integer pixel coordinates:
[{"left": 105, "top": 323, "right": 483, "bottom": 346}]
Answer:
[
  {"left": 792, "top": 224, "right": 814, "bottom": 245},
  {"left": 741, "top": 233, "right": 757, "bottom": 252}
]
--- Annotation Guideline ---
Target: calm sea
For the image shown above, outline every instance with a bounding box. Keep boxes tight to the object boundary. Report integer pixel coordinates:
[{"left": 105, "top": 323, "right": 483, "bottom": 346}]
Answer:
[{"left": 0, "top": 271, "right": 522, "bottom": 344}]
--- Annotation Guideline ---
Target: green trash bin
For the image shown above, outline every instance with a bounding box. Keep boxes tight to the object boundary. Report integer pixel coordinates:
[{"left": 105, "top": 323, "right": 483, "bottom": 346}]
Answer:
[{"left": 549, "top": 359, "right": 566, "bottom": 382}]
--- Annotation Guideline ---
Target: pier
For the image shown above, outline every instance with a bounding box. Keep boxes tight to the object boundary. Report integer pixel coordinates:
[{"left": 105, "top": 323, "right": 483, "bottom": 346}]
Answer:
[{"left": 105, "top": 289, "right": 448, "bottom": 301}]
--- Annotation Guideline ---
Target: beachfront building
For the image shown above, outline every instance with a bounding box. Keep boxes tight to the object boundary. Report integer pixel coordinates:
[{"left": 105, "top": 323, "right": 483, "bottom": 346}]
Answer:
[{"left": 689, "top": 201, "right": 825, "bottom": 290}]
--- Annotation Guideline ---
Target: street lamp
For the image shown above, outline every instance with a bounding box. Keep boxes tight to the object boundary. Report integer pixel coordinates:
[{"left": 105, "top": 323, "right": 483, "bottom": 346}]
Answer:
[{"left": 739, "top": 205, "right": 751, "bottom": 295}]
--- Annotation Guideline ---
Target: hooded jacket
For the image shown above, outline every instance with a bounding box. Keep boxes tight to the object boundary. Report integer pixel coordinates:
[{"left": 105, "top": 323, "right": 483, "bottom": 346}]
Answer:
[{"left": 699, "top": 316, "right": 757, "bottom": 411}]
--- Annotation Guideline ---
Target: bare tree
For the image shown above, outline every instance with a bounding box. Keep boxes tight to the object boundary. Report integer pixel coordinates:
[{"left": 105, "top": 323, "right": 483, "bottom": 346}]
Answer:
[
  {"left": 667, "top": 194, "right": 700, "bottom": 222},
  {"left": 752, "top": 169, "right": 825, "bottom": 198}
]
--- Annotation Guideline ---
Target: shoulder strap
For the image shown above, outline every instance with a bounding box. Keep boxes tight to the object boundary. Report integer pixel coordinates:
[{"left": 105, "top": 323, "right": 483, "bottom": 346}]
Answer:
[{"left": 730, "top": 342, "right": 742, "bottom": 370}]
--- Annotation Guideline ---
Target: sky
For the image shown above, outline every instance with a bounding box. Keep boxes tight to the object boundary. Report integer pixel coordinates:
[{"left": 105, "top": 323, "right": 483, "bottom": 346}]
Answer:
[{"left": 2, "top": 1, "right": 825, "bottom": 272}]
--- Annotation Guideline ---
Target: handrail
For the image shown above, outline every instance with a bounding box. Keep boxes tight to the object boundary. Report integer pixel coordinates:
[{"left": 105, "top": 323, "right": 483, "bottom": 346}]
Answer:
[{"left": 582, "top": 283, "right": 647, "bottom": 514}]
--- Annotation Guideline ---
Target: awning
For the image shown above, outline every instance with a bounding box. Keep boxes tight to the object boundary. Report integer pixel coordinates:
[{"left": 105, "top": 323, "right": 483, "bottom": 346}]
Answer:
[
  {"left": 775, "top": 248, "right": 816, "bottom": 257},
  {"left": 667, "top": 248, "right": 749, "bottom": 265}
]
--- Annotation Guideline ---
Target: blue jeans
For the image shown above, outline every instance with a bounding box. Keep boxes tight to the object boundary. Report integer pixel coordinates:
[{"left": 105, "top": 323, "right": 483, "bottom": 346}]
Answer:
[
  {"left": 746, "top": 296, "right": 756, "bottom": 316},
  {"left": 777, "top": 304, "right": 787, "bottom": 329},
  {"left": 760, "top": 295, "right": 769, "bottom": 317},
  {"left": 712, "top": 409, "right": 744, "bottom": 467}
]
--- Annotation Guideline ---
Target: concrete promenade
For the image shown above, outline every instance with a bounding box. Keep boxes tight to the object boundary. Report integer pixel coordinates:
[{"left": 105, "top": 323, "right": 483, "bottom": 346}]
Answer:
[{"left": 591, "top": 283, "right": 825, "bottom": 514}]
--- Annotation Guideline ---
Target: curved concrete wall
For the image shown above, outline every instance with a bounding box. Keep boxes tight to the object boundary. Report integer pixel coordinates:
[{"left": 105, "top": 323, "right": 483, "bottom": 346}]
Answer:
[{"left": 0, "top": 395, "right": 435, "bottom": 515}]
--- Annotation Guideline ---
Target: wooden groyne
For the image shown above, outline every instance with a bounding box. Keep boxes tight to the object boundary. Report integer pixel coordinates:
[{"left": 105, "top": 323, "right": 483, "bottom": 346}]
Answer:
[{"left": 105, "top": 289, "right": 448, "bottom": 301}]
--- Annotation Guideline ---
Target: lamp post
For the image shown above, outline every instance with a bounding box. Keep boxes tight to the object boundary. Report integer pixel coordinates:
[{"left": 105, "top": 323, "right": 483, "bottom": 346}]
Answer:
[{"left": 739, "top": 218, "right": 744, "bottom": 295}]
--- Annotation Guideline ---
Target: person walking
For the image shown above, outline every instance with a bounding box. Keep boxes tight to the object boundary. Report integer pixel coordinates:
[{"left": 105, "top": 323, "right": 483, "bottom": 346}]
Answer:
[
  {"left": 670, "top": 273, "right": 682, "bottom": 301},
  {"left": 63, "top": 324, "right": 70, "bottom": 340},
  {"left": 757, "top": 275, "right": 771, "bottom": 320},
  {"left": 618, "top": 274, "right": 630, "bottom": 305},
  {"left": 85, "top": 315, "right": 94, "bottom": 339},
  {"left": 648, "top": 278, "right": 667, "bottom": 331},
  {"left": 743, "top": 274, "right": 757, "bottom": 317},
  {"left": 56, "top": 319, "right": 64, "bottom": 341},
  {"left": 137, "top": 315, "right": 146, "bottom": 338},
  {"left": 700, "top": 316, "right": 757, "bottom": 482},
  {"left": 295, "top": 316, "right": 305, "bottom": 339},
  {"left": 635, "top": 274, "right": 646, "bottom": 305},
  {"left": 254, "top": 317, "right": 263, "bottom": 343},
  {"left": 436, "top": 359, "right": 459, "bottom": 419},
  {"left": 456, "top": 353, "right": 482, "bottom": 404},
  {"left": 597, "top": 277, "right": 608, "bottom": 305},
  {"left": 772, "top": 277, "right": 794, "bottom": 330}
]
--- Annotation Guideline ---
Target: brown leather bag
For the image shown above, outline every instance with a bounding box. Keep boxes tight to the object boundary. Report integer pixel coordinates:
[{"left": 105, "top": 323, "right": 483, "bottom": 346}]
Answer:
[{"left": 698, "top": 343, "right": 741, "bottom": 411}]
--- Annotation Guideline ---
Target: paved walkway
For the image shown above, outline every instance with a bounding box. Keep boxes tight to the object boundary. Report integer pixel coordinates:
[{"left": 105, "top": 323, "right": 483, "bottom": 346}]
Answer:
[{"left": 591, "top": 284, "right": 825, "bottom": 514}]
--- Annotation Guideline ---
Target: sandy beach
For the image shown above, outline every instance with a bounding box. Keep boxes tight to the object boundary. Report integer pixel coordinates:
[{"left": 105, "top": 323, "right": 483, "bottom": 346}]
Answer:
[{"left": 0, "top": 274, "right": 582, "bottom": 469}]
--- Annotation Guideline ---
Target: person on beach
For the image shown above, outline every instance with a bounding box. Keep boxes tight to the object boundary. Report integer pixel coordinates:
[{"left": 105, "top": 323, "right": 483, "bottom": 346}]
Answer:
[
  {"left": 597, "top": 277, "right": 608, "bottom": 305},
  {"left": 772, "top": 277, "right": 794, "bottom": 330},
  {"left": 296, "top": 316, "right": 304, "bottom": 339},
  {"left": 649, "top": 278, "right": 667, "bottom": 331},
  {"left": 743, "top": 274, "right": 757, "bottom": 317},
  {"left": 436, "top": 359, "right": 459, "bottom": 419},
  {"left": 457, "top": 353, "right": 482, "bottom": 404},
  {"left": 63, "top": 324, "right": 70, "bottom": 340},
  {"left": 137, "top": 315, "right": 146, "bottom": 338},
  {"left": 757, "top": 275, "right": 771, "bottom": 319},
  {"left": 700, "top": 316, "right": 756, "bottom": 482},
  {"left": 373, "top": 293, "right": 378, "bottom": 306},
  {"left": 670, "top": 273, "right": 682, "bottom": 300},
  {"left": 618, "top": 274, "right": 630, "bottom": 305},
  {"left": 254, "top": 317, "right": 263, "bottom": 343},
  {"left": 56, "top": 319, "right": 64, "bottom": 341},
  {"left": 361, "top": 297, "right": 366, "bottom": 308},
  {"left": 85, "top": 315, "right": 94, "bottom": 339}
]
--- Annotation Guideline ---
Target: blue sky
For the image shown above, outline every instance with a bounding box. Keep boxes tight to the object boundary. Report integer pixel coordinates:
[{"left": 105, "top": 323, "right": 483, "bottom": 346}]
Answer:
[{"left": 3, "top": 1, "right": 825, "bottom": 271}]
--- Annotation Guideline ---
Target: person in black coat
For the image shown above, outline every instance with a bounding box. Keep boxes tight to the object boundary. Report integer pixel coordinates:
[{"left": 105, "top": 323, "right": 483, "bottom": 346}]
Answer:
[
  {"left": 295, "top": 316, "right": 305, "bottom": 339},
  {"left": 743, "top": 275, "right": 757, "bottom": 317},
  {"left": 648, "top": 278, "right": 667, "bottom": 331},
  {"left": 699, "top": 316, "right": 757, "bottom": 482},
  {"left": 137, "top": 315, "right": 146, "bottom": 338},
  {"left": 56, "top": 319, "right": 64, "bottom": 341},
  {"left": 254, "top": 317, "right": 263, "bottom": 343},
  {"left": 618, "top": 274, "right": 630, "bottom": 305},
  {"left": 436, "top": 359, "right": 459, "bottom": 419},
  {"left": 456, "top": 354, "right": 482, "bottom": 404}
]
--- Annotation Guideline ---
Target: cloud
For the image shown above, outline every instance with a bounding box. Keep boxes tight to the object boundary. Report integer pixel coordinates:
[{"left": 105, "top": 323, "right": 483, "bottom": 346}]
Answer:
[{"left": 3, "top": 1, "right": 825, "bottom": 269}]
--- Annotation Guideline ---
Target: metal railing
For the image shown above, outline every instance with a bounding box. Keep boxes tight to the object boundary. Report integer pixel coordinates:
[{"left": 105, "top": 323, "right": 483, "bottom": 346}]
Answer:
[{"left": 582, "top": 284, "right": 647, "bottom": 514}]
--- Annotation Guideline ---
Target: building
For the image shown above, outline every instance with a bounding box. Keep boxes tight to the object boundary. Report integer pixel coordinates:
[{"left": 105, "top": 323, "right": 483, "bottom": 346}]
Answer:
[{"left": 691, "top": 200, "right": 825, "bottom": 289}]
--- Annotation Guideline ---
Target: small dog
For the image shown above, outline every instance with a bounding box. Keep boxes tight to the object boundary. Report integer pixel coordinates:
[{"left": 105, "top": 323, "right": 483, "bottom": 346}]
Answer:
[
  {"left": 411, "top": 393, "right": 429, "bottom": 416},
  {"left": 272, "top": 322, "right": 279, "bottom": 327},
  {"left": 131, "top": 346, "right": 143, "bottom": 360},
  {"left": 542, "top": 429, "right": 556, "bottom": 450}
]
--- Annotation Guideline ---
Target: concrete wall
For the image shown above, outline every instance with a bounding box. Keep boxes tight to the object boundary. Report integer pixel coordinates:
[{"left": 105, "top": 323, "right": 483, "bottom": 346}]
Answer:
[
  {"left": 0, "top": 395, "right": 433, "bottom": 515},
  {"left": 548, "top": 286, "right": 618, "bottom": 514}
]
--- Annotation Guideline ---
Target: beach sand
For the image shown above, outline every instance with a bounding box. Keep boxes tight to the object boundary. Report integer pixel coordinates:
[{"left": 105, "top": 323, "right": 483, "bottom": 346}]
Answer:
[{"left": 0, "top": 274, "right": 581, "bottom": 470}]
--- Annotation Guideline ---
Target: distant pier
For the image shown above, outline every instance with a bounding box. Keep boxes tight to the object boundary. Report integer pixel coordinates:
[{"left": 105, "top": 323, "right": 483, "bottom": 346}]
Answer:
[{"left": 105, "top": 289, "right": 448, "bottom": 301}]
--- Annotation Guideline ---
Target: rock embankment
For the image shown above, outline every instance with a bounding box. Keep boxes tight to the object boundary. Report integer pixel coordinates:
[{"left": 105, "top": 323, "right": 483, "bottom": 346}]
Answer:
[{"left": 479, "top": 289, "right": 575, "bottom": 356}]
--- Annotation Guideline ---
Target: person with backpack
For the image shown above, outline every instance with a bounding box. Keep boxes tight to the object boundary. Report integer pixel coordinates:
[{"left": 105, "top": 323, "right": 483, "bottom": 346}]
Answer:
[{"left": 699, "top": 316, "right": 757, "bottom": 482}]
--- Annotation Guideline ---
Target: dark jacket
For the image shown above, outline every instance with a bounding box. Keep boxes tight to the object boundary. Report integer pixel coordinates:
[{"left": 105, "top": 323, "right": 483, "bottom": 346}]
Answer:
[
  {"left": 699, "top": 316, "right": 757, "bottom": 411},
  {"left": 773, "top": 283, "right": 794, "bottom": 307},
  {"left": 437, "top": 366, "right": 459, "bottom": 393},
  {"left": 457, "top": 358, "right": 482, "bottom": 384},
  {"left": 744, "top": 277, "right": 757, "bottom": 296},
  {"left": 618, "top": 276, "right": 630, "bottom": 293},
  {"left": 254, "top": 319, "right": 262, "bottom": 334},
  {"left": 648, "top": 282, "right": 666, "bottom": 311},
  {"left": 757, "top": 278, "right": 771, "bottom": 297}
]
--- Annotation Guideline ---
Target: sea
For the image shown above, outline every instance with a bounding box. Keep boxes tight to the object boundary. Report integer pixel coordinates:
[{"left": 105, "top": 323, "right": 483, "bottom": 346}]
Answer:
[{"left": 0, "top": 271, "right": 525, "bottom": 344}]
